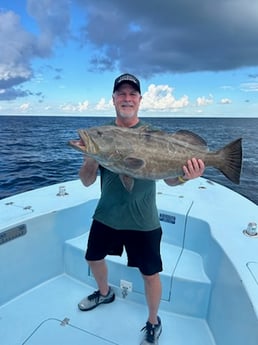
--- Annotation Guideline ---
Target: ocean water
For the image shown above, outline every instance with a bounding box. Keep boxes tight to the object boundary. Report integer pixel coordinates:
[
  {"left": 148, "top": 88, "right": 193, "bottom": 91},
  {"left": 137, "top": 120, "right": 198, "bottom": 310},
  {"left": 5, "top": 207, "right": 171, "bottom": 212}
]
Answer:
[{"left": 0, "top": 116, "right": 257, "bottom": 205}]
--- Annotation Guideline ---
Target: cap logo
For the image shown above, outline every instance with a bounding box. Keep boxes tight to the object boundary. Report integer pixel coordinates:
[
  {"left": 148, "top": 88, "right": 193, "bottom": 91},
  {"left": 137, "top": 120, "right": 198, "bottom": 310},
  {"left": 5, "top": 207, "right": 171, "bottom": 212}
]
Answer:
[{"left": 117, "top": 75, "right": 137, "bottom": 84}]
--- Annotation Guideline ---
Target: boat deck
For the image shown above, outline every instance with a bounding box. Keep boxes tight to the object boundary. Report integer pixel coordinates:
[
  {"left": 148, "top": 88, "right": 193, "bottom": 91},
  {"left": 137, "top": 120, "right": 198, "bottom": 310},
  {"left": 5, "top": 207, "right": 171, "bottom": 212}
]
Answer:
[
  {"left": 1, "top": 178, "right": 258, "bottom": 345},
  {"left": 0, "top": 274, "right": 215, "bottom": 345}
]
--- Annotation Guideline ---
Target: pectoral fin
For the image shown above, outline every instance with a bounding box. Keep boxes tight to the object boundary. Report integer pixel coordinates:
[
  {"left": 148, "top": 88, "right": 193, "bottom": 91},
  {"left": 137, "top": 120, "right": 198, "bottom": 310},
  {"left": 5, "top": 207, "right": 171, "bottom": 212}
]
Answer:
[
  {"left": 119, "top": 174, "right": 135, "bottom": 192},
  {"left": 124, "top": 157, "right": 145, "bottom": 169}
]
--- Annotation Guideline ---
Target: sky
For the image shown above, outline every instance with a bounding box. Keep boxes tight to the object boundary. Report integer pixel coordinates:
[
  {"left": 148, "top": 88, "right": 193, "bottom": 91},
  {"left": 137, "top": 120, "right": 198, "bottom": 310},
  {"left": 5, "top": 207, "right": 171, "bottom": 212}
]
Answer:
[{"left": 0, "top": 0, "right": 258, "bottom": 117}]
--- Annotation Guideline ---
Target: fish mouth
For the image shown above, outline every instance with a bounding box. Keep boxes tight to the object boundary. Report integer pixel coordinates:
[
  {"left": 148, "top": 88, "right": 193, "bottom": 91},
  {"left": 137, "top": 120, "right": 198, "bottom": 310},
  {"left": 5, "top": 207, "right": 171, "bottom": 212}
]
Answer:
[{"left": 78, "top": 129, "right": 99, "bottom": 154}]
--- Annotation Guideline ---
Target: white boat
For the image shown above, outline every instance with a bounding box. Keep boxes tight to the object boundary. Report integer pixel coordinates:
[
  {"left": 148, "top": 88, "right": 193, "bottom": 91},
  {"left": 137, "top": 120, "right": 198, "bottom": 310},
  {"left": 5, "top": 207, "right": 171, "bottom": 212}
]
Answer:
[{"left": 0, "top": 177, "right": 257, "bottom": 345}]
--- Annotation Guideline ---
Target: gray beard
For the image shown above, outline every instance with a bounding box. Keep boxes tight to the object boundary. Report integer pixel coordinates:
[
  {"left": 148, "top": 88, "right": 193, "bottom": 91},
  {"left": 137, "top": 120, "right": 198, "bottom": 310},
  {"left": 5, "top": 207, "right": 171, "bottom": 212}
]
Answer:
[{"left": 118, "top": 110, "right": 135, "bottom": 118}]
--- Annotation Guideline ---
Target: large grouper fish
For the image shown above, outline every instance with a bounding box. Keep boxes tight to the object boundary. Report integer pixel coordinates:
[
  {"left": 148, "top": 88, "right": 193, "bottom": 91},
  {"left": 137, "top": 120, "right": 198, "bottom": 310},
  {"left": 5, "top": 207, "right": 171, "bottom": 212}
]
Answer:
[{"left": 68, "top": 125, "right": 242, "bottom": 192}]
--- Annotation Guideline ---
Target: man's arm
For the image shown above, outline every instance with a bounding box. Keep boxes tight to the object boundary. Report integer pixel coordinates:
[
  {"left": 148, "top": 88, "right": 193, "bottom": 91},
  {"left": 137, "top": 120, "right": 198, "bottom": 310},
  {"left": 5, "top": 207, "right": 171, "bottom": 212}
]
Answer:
[
  {"left": 164, "top": 158, "right": 205, "bottom": 186},
  {"left": 79, "top": 157, "right": 99, "bottom": 186}
]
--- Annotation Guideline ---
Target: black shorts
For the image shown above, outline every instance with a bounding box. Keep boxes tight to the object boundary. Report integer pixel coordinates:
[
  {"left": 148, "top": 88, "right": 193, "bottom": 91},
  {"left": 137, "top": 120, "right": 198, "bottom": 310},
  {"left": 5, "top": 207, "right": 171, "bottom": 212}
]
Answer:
[{"left": 85, "top": 220, "right": 163, "bottom": 276}]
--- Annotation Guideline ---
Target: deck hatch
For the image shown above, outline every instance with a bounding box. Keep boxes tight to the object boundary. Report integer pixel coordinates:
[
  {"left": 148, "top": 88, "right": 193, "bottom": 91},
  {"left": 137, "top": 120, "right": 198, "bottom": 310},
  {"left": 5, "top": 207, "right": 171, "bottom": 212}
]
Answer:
[
  {"left": 0, "top": 224, "right": 27, "bottom": 245},
  {"left": 21, "top": 318, "right": 118, "bottom": 345}
]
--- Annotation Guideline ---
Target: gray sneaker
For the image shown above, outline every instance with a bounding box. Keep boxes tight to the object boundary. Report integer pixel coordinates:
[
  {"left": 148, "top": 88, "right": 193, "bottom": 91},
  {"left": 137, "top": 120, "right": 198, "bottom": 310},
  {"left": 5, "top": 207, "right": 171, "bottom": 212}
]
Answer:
[
  {"left": 78, "top": 287, "right": 115, "bottom": 311},
  {"left": 140, "top": 316, "right": 162, "bottom": 344}
]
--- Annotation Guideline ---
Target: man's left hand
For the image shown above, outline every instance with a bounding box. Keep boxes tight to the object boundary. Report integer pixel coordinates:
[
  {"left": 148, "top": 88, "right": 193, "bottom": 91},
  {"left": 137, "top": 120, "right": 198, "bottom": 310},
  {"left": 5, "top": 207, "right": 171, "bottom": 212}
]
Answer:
[{"left": 182, "top": 158, "right": 205, "bottom": 181}]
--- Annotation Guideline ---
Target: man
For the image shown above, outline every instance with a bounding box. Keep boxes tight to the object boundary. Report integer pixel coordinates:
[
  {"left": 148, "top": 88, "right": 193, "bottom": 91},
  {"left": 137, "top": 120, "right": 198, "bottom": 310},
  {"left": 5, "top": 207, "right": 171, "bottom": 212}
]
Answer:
[{"left": 78, "top": 73, "right": 205, "bottom": 345}]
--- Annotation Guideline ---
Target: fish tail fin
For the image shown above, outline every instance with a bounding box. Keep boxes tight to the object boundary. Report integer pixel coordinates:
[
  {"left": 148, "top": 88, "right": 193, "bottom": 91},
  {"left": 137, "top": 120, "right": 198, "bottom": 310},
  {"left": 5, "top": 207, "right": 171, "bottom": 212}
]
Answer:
[{"left": 216, "top": 138, "right": 242, "bottom": 184}]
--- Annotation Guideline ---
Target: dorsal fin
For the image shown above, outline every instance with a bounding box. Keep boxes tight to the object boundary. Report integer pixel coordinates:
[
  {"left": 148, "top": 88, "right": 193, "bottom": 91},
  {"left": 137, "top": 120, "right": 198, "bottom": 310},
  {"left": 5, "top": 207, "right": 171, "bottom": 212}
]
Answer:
[
  {"left": 172, "top": 130, "right": 208, "bottom": 148},
  {"left": 139, "top": 126, "right": 166, "bottom": 136}
]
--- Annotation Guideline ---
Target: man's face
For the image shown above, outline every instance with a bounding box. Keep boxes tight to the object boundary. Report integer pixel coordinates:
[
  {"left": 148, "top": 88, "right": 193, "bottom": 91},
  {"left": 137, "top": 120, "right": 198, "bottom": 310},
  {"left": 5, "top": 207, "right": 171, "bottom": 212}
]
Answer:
[{"left": 113, "top": 83, "right": 142, "bottom": 119}]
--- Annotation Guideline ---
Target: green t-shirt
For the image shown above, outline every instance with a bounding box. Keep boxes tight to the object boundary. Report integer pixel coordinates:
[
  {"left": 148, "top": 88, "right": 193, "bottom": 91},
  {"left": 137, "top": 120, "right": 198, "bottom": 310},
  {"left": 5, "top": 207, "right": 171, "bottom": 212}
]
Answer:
[{"left": 93, "top": 120, "right": 160, "bottom": 231}]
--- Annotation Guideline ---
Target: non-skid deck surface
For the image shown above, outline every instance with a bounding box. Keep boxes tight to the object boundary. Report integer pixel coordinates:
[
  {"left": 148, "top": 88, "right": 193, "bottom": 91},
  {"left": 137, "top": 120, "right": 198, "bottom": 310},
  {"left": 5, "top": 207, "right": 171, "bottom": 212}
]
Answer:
[{"left": 0, "top": 274, "right": 215, "bottom": 345}]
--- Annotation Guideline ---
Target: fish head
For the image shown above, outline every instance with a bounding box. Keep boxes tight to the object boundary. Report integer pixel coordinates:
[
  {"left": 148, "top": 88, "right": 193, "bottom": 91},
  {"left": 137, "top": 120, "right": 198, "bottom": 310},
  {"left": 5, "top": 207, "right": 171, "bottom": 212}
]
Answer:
[
  {"left": 78, "top": 126, "right": 117, "bottom": 156},
  {"left": 78, "top": 129, "right": 99, "bottom": 155},
  {"left": 68, "top": 129, "right": 101, "bottom": 155}
]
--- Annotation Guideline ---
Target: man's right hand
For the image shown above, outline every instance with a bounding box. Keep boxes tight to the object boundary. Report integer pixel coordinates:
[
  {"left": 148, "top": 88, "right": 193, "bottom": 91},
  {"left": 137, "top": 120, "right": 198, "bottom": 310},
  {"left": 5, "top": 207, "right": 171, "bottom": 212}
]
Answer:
[{"left": 79, "top": 157, "right": 99, "bottom": 186}]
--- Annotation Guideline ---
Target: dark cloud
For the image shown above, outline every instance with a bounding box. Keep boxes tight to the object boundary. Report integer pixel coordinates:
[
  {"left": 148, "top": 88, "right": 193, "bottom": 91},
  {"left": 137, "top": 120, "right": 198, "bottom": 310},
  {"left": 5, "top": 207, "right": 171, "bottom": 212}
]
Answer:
[
  {"left": 0, "top": 0, "right": 70, "bottom": 101},
  {"left": 1, "top": 0, "right": 258, "bottom": 101},
  {"left": 77, "top": 0, "right": 258, "bottom": 76},
  {"left": 26, "top": 0, "right": 71, "bottom": 57},
  {"left": 0, "top": 88, "right": 30, "bottom": 101},
  {"left": 0, "top": 75, "right": 30, "bottom": 90},
  {"left": 0, "top": 11, "right": 35, "bottom": 92},
  {"left": 40, "top": 64, "right": 63, "bottom": 80},
  {"left": 248, "top": 74, "right": 258, "bottom": 79},
  {"left": 89, "top": 54, "right": 117, "bottom": 72}
]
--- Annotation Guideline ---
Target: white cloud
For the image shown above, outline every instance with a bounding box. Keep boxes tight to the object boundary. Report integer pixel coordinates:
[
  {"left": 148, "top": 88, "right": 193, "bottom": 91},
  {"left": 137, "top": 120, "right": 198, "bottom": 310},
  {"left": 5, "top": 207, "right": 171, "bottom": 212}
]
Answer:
[
  {"left": 20, "top": 103, "right": 30, "bottom": 111},
  {"left": 220, "top": 98, "right": 232, "bottom": 104},
  {"left": 240, "top": 82, "right": 258, "bottom": 92},
  {"left": 59, "top": 100, "right": 89, "bottom": 113},
  {"left": 95, "top": 97, "right": 113, "bottom": 110},
  {"left": 89, "top": 85, "right": 190, "bottom": 113},
  {"left": 141, "top": 84, "right": 189, "bottom": 111},
  {"left": 78, "top": 100, "right": 89, "bottom": 112},
  {"left": 196, "top": 95, "right": 213, "bottom": 106},
  {"left": 221, "top": 85, "right": 234, "bottom": 90}
]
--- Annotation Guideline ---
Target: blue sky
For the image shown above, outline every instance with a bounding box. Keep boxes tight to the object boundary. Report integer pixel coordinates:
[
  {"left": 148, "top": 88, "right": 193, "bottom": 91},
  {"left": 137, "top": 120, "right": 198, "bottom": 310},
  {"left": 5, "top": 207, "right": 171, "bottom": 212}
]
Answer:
[{"left": 0, "top": 0, "right": 258, "bottom": 117}]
